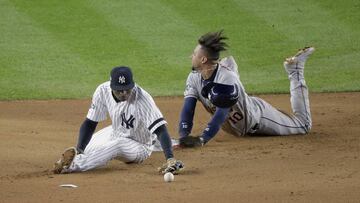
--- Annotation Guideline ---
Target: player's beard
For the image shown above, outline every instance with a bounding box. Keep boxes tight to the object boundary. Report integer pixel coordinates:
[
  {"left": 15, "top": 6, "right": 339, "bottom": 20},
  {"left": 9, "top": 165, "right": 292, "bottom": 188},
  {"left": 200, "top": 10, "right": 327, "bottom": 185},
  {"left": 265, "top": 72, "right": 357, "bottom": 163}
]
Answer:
[
  {"left": 112, "top": 90, "right": 132, "bottom": 102},
  {"left": 115, "top": 95, "right": 129, "bottom": 102},
  {"left": 193, "top": 66, "right": 218, "bottom": 81},
  {"left": 192, "top": 66, "right": 200, "bottom": 73}
]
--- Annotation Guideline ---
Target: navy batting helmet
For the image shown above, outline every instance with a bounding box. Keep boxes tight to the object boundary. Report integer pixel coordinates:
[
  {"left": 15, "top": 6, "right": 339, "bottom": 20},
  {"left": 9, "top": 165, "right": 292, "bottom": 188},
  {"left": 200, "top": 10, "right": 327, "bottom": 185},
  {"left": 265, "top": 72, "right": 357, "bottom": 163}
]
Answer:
[{"left": 201, "top": 82, "right": 239, "bottom": 108}]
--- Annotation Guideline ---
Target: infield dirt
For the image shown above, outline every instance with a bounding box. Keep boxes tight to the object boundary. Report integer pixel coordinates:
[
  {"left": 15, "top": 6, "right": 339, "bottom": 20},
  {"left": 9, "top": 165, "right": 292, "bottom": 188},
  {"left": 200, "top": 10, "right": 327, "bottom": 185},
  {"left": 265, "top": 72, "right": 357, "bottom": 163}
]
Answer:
[{"left": 0, "top": 92, "right": 359, "bottom": 202}]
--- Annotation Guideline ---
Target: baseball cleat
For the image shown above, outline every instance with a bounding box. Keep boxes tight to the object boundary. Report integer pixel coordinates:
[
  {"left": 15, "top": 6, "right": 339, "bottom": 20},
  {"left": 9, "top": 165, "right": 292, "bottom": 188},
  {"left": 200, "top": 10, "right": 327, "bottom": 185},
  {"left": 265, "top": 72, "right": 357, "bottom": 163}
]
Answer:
[
  {"left": 53, "top": 147, "right": 77, "bottom": 174},
  {"left": 284, "top": 46, "right": 315, "bottom": 74}
]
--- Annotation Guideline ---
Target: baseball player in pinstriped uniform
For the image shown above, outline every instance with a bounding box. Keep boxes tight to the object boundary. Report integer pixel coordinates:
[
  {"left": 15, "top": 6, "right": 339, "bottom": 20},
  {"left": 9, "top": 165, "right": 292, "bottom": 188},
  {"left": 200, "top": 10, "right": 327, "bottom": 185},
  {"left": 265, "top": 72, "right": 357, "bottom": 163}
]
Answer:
[
  {"left": 178, "top": 30, "right": 315, "bottom": 147},
  {"left": 53, "top": 66, "right": 183, "bottom": 174}
]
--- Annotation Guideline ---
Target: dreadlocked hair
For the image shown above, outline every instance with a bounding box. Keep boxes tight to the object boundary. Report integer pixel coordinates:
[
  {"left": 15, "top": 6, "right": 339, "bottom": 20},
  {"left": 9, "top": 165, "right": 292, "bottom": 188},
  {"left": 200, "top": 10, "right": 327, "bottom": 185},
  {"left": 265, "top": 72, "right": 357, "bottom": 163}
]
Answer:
[{"left": 198, "top": 30, "right": 228, "bottom": 61}]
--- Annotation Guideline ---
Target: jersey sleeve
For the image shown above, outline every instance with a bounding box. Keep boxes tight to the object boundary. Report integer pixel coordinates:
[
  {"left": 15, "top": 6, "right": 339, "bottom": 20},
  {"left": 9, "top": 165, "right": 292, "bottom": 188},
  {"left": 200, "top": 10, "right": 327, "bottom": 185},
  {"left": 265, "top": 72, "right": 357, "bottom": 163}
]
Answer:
[
  {"left": 137, "top": 91, "right": 167, "bottom": 134},
  {"left": 86, "top": 85, "right": 108, "bottom": 122},
  {"left": 219, "top": 56, "right": 240, "bottom": 78},
  {"left": 218, "top": 73, "right": 238, "bottom": 87},
  {"left": 184, "top": 73, "right": 199, "bottom": 99}
]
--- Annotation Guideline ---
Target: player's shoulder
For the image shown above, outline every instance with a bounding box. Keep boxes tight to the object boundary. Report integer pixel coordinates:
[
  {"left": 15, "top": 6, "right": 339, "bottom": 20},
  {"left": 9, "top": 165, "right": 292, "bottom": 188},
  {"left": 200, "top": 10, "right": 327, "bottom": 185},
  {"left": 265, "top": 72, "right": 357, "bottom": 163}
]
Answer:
[
  {"left": 94, "top": 81, "right": 111, "bottom": 93},
  {"left": 134, "top": 84, "right": 147, "bottom": 96},
  {"left": 215, "top": 58, "right": 239, "bottom": 85},
  {"left": 133, "top": 85, "right": 155, "bottom": 102},
  {"left": 186, "top": 70, "right": 201, "bottom": 83},
  {"left": 219, "top": 56, "right": 238, "bottom": 70},
  {"left": 98, "top": 81, "right": 110, "bottom": 88}
]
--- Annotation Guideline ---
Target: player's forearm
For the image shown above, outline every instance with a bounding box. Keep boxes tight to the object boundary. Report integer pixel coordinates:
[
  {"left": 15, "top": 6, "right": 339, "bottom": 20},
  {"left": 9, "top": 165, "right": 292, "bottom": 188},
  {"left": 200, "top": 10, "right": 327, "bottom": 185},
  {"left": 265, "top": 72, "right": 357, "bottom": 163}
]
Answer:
[
  {"left": 179, "top": 97, "right": 197, "bottom": 138},
  {"left": 202, "top": 107, "right": 230, "bottom": 143},
  {"left": 154, "top": 124, "right": 173, "bottom": 160},
  {"left": 76, "top": 118, "right": 98, "bottom": 153}
]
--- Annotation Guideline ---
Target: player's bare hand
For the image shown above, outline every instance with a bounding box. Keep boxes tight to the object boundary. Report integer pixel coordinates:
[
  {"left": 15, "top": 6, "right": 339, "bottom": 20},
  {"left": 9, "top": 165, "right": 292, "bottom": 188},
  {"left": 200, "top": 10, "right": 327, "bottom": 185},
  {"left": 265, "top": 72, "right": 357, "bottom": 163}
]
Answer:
[
  {"left": 158, "top": 158, "right": 184, "bottom": 174},
  {"left": 179, "top": 135, "right": 204, "bottom": 148}
]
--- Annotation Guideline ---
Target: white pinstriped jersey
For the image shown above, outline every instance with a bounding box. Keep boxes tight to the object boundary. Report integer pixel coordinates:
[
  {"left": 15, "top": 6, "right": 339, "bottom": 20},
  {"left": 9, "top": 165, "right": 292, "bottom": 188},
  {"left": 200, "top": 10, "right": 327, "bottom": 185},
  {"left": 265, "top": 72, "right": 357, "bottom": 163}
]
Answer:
[
  {"left": 87, "top": 82, "right": 167, "bottom": 146},
  {"left": 184, "top": 56, "right": 261, "bottom": 136}
]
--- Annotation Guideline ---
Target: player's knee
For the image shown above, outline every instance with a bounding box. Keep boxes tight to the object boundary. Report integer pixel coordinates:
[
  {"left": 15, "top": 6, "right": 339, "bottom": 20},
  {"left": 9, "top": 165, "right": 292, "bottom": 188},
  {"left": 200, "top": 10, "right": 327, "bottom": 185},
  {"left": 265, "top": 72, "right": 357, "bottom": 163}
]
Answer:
[
  {"left": 135, "top": 150, "right": 151, "bottom": 163},
  {"left": 115, "top": 148, "right": 150, "bottom": 164}
]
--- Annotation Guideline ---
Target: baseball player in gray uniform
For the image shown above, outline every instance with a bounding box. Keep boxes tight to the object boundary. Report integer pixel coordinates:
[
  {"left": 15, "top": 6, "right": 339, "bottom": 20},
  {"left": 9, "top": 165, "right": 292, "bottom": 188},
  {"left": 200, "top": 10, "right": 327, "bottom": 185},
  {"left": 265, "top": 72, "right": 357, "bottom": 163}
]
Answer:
[
  {"left": 53, "top": 66, "right": 184, "bottom": 174},
  {"left": 178, "top": 30, "right": 315, "bottom": 147}
]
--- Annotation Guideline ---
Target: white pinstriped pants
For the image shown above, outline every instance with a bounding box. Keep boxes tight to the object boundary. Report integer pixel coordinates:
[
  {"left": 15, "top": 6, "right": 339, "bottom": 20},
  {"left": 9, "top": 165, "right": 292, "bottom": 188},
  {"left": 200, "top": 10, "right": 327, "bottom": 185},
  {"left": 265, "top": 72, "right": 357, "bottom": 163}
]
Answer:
[{"left": 68, "top": 126, "right": 152, "bottom": 172}]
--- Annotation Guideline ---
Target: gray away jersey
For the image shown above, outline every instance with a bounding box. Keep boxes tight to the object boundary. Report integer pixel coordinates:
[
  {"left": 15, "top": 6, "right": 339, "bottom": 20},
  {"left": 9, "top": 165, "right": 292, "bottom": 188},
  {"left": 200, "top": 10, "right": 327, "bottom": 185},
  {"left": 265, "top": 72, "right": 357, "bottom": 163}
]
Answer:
[
  {"left": 87, "top": 82, "right": 167, "bottom": 146},
  {"left": 184, "top": 56, "right": 261, "bottom": 136}
]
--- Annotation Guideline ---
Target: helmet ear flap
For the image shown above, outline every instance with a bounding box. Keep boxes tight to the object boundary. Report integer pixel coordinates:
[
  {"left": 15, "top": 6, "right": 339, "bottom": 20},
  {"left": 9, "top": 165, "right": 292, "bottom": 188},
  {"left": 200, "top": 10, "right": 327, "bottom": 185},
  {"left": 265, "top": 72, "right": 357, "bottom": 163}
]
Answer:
[{"left": 209, "top": 84, "right": 239, "bottom": 108}]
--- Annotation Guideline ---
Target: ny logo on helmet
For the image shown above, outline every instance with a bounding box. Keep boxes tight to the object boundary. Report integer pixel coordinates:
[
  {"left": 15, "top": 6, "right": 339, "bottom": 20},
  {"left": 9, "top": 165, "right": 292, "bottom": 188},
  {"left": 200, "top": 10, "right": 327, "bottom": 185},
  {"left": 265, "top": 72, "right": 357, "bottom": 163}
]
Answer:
[{"left": 119, "top": 76, "right": 126, "bottom": 84}]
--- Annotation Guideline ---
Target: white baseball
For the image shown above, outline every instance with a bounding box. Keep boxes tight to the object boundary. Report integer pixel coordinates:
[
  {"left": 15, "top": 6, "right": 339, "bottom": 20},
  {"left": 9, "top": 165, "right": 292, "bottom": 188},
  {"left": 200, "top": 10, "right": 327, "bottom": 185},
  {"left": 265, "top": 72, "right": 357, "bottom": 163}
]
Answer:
[{"left": 163, "top": 172, "right": 174, "bottom": 182}]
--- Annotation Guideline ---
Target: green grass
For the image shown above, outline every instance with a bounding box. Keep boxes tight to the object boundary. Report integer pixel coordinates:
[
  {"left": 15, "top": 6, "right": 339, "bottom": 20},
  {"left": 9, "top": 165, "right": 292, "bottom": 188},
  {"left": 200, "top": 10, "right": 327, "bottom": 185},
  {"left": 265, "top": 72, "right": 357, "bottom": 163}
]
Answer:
[{"left": 0, "top": 0, "right": 359, "bottom": 100}]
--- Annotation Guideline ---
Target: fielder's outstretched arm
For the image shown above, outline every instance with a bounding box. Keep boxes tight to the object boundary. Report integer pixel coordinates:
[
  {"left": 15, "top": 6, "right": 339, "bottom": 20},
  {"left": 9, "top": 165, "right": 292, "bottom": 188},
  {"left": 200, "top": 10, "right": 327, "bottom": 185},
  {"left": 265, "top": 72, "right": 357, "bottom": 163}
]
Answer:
[
  {"left": 156, "top": 124, "right": 185, "bottom": 174},
  {"left": 76, "top": 118, "right": 98, "bottom": 153},
  {"left": 154, "top": 124, "right": 174, "bottom": 160}
]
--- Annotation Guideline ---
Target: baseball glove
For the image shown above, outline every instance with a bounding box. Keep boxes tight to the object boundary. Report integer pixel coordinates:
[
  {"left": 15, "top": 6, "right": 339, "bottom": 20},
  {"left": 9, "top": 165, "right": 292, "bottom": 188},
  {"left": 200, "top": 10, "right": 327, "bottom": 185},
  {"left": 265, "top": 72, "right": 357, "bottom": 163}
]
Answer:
[
  {"left": 179, "top": 135, "right": 204, "bottom": 148},
  {"left": 158, "top": 158, "right": 184, "bottom": 174}
]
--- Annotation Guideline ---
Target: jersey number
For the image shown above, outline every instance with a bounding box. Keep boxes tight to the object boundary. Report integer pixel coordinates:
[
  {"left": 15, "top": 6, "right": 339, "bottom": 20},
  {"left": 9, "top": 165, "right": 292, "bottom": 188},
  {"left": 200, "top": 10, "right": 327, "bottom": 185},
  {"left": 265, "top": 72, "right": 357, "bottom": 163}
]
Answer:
[{"left": 228, "top": 112, "right": 243, "bottom": 124}]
